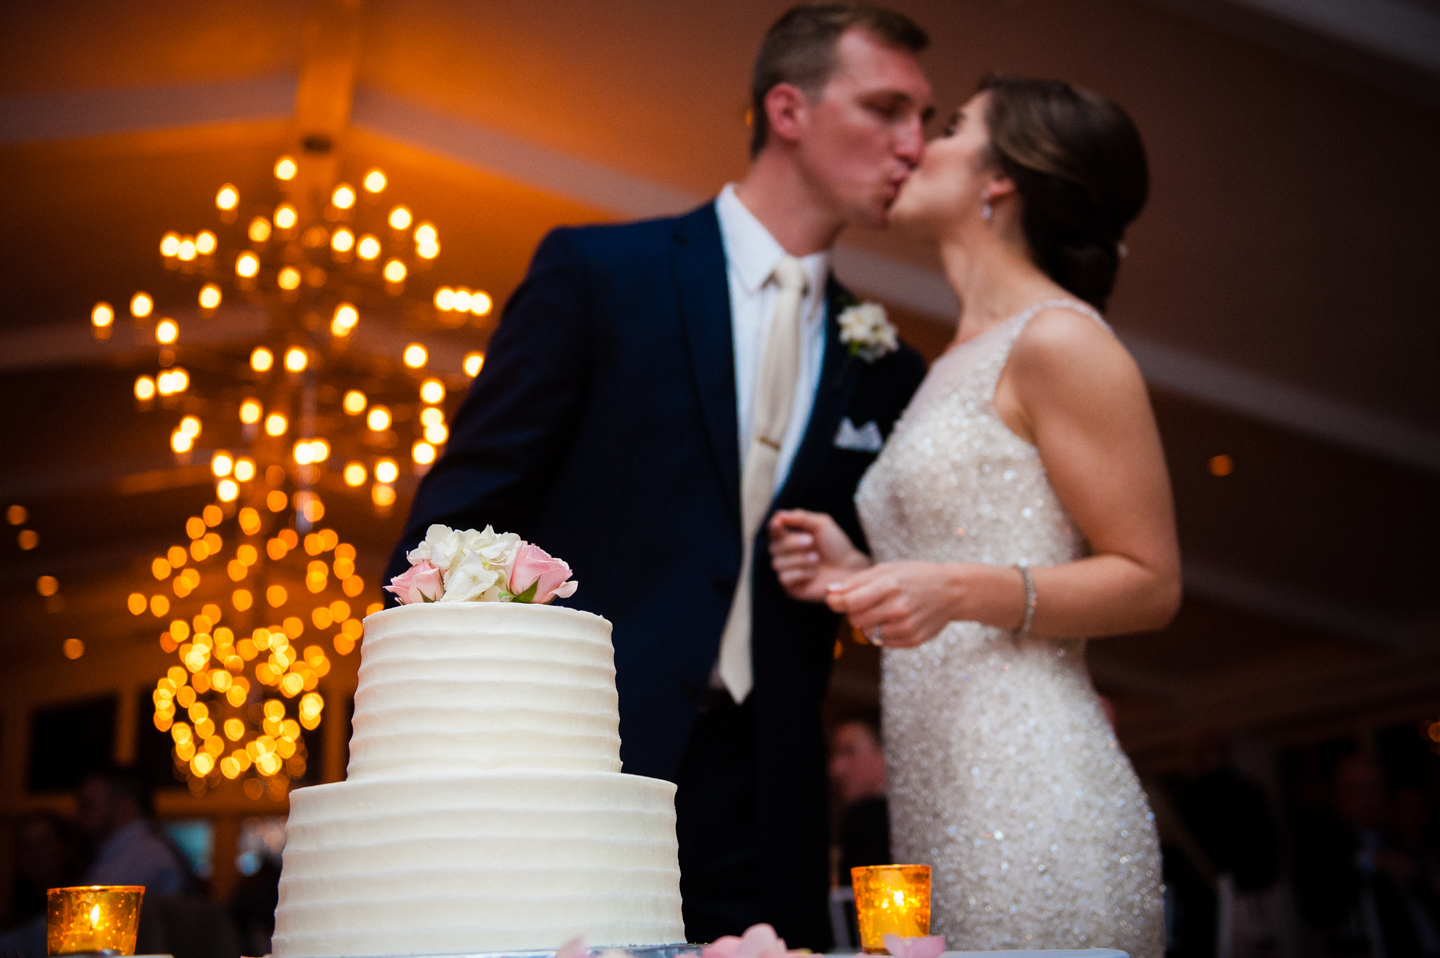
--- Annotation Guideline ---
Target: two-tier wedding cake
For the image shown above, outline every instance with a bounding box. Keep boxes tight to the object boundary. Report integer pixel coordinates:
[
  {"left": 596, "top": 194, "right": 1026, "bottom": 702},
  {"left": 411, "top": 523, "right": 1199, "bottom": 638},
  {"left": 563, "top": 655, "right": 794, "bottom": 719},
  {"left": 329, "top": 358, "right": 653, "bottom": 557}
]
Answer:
[{"left": 271, "top": 528, "right": 685, "bottom": 956}]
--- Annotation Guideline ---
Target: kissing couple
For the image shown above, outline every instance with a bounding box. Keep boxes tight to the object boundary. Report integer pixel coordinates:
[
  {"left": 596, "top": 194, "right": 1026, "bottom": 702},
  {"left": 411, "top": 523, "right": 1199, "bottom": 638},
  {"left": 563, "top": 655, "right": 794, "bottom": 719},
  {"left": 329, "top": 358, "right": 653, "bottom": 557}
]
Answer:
[{"left": 388, "top": 3, "right": 1180, "bottom": 956}]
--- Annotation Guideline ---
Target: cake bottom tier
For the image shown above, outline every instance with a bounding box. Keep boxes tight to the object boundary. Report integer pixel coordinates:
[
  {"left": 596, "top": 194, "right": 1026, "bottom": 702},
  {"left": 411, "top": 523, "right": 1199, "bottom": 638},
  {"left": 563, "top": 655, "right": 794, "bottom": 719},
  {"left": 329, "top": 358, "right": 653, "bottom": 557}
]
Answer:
[{"left": 272, "top": 772, "right": 685, "bottom": 957}]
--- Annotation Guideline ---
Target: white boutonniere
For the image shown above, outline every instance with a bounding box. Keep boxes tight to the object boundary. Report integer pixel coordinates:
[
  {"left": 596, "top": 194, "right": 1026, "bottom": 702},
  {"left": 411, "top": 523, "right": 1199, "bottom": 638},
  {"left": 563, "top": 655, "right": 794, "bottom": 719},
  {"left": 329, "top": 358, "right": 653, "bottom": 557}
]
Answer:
[{"left": 837, "top": 300, "right": 898, "bottom": 362}]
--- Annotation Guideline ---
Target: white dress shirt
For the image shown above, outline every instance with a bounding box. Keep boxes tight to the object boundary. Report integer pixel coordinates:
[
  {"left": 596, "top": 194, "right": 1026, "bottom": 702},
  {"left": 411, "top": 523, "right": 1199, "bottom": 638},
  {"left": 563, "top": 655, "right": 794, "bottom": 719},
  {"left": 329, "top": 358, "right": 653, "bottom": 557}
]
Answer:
[{"left": 714, "top": 183, "right": 830, "bottom": 494}]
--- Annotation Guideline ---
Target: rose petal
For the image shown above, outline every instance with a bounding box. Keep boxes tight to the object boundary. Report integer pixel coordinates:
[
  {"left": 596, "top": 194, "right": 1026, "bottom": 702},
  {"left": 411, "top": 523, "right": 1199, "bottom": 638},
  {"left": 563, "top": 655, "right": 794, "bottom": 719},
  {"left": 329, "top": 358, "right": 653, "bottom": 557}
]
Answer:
[
  {"left": 736, "top": 923, "right": 787, "bottom": 958},
  {"left": 883, "top": 935, "right": 946, "bottom": 958},
  {"left": 702, "top": 937, "right": 743, "bottom": 958},
  {"left": 509, "top": 541, "right": 577, "bottom": 604},
  {"left": 384, "top": 559, "right": 443, "bottom": 604},
  {"left": 556, "top": 938, "right": 587, "bottom": 958}
]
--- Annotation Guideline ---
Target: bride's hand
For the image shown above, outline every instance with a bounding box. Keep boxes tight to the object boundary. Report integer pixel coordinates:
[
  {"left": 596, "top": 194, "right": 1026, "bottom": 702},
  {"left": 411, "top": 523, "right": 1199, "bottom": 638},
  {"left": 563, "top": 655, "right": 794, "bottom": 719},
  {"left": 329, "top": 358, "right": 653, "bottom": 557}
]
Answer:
[
  {"left": 826, "top": 561, "right": 1020, "bottom": 648},
  {"left": 767, "top": 509, "right": 870, "bottom": 603}
]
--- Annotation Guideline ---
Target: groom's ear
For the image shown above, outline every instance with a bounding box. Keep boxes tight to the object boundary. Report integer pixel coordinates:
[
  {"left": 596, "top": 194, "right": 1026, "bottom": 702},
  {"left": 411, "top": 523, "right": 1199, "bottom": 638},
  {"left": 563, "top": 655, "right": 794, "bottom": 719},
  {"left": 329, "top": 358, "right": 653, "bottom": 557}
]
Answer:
[{"left": 762, "top": 82, "right": 810, "bottom": 147}]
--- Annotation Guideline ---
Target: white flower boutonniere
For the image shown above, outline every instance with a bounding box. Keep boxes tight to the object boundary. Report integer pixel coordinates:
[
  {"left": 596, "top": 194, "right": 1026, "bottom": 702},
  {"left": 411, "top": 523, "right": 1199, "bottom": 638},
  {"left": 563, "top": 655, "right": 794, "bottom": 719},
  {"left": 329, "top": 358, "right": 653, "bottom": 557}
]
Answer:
[{"left": 837, "top": 300, "right": 899, "bottom": 362}]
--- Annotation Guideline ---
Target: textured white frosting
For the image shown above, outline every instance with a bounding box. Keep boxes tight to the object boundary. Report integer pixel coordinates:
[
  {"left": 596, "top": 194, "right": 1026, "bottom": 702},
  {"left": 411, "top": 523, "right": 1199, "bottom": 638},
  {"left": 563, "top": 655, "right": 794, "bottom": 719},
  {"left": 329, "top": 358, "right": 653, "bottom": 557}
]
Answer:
[
  {"left": 347, "top": 603, "right": 623, "bottom": 778},
  {"left": 271, "top": 603, "right": 685, "bottom": 956}
]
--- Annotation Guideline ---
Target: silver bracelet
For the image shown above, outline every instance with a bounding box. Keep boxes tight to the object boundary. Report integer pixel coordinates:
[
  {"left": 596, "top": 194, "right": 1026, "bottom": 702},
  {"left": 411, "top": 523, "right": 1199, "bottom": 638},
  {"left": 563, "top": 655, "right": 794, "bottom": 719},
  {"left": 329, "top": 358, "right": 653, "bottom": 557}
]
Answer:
[{"left": 1014, "top": 562, "right": 1037, "bottom": 635}]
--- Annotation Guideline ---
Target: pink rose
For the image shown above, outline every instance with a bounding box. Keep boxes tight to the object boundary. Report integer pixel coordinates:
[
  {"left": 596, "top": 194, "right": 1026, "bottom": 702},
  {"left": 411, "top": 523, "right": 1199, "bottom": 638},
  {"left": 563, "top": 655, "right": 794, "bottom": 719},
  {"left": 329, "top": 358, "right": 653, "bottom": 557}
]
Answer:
[
  {"left": 554, "top": 939, "right": 630, "bottom": 958},
  {"left": 702, "top": 923, "right": 792, "bottom": 958},
  {"left": 555, "top": 939, "right": 587, "bottom": 958},
  {"left": 884, "top": 935, "right": 947, "bottom": 958},
  {"left": 509, "top": 542, "right": 578, "bottom": 604},
  {"left": 384, "top": 559, "right": 444, "bottom": 604}
]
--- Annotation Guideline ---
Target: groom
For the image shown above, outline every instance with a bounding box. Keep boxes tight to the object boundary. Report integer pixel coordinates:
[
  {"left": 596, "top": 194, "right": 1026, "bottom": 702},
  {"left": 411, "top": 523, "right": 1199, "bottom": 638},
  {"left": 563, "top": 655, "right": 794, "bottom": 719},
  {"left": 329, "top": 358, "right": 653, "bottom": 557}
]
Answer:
[{"left": 386, "top": 4, "right": 931, "bottom": 948}]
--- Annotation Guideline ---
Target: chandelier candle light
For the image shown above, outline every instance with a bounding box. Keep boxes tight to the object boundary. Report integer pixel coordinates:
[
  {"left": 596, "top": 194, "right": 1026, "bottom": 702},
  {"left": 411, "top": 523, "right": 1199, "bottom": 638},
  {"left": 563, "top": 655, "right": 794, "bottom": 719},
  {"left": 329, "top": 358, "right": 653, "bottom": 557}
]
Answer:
[
  {"left": 91, "top": 156, "right": 498, "bottom": 526},
  {"left": 137, "top": 503, "right": 377, "bottom": 800},
  {"left": 88, "top": 154, "right": 501, "bottom": 795}
]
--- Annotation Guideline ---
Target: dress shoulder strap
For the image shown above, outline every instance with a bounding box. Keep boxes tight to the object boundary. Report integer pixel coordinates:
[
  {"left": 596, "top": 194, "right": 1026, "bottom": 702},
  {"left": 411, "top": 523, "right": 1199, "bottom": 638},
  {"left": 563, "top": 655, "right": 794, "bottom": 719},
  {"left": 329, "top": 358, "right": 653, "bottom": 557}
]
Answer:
[
  {"left": 1011, "top": 297, "right": 1109, "bottom": 332},
  {"left": 975, "top": 298, "right": 1111, "bottom": 404},
  {"left": 997, "top": 297, "right": 1111, "bottom": 354}
]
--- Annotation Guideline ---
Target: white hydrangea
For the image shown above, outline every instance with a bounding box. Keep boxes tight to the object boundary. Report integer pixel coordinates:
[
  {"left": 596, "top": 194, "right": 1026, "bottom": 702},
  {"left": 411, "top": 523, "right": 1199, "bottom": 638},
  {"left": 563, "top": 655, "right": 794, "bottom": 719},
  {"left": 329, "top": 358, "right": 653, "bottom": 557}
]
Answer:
[
  {"left": 407, "top": 523, "right": 522, "bottom": 601},
  {"left": 407, "top": 524, "right": 465, "bottom": 572},
  {"left": 461, "top": 525, "right": 522, "bottom": 581},
  {"left": 439, "top": 551, "right": 503, "bottom": 602}
]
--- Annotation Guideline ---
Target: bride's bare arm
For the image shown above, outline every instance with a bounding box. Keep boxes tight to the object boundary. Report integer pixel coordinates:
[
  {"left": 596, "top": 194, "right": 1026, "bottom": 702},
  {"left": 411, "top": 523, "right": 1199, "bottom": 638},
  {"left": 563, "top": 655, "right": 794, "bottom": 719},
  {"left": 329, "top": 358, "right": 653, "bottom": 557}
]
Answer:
[
  {"left": 1002, "top": 307, "right": 1181, "bottom": 637},
  {"left": 826, "top": 307, "right": 1180, "bottom": 645}
]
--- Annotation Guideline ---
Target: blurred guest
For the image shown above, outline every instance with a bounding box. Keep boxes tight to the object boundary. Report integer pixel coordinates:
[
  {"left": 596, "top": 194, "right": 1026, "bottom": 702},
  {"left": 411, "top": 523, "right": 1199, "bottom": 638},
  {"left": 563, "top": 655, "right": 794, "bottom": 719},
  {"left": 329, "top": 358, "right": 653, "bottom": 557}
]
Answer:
[
  {"left": 0, "top": 813, "right": 89, "bottom": 958},
  {"left": 1391, "top": 787, "right": 1440, "bottom": 957},
  {"left": 1294, "top": 752, "right": 1434, "bottom": 958},
  {"left": 1174, "top": 727, "right": 1281, "bottom": 892},
  {"left": 231, "top": 857, "right": 281, "bottom": 957},
  {"left": 8, "top": 811, "right": 89, "bottom": 922},
  {"left": 829, "top": 713, "right": 889, "bottom": 883},
  {"left": 1169, "top": 728, "right": 1287, "bottom": 958},
  {"left": 76, "top": 766, "right": 192, "bottom": 894},
  {"left": 1143, "top": 779, "right": 1217, "bottom": 958}
]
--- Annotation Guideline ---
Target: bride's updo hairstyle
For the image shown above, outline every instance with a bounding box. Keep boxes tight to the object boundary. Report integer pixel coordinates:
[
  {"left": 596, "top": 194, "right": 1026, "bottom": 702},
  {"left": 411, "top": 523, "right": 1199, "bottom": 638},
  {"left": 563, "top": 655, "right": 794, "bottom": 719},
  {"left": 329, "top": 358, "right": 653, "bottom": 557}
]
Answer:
[{"left": 979, "top": 75, "right": 1148, "bottom": 311}]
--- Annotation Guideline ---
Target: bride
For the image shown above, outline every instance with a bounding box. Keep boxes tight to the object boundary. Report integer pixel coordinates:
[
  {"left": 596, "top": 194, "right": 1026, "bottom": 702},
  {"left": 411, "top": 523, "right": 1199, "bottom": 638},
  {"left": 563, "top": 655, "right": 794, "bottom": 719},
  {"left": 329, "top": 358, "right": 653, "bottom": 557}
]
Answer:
[{"left": 769, "top": 75, "right": 1179, "bottom": 958}]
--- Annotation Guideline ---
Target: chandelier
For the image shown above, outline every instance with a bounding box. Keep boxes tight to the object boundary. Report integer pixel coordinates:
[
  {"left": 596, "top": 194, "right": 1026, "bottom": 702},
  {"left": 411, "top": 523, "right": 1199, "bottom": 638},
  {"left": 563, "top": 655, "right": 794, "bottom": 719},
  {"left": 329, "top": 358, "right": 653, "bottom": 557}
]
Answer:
[{"left": 91, "top": 152, "right": 492, "bottom": 797}]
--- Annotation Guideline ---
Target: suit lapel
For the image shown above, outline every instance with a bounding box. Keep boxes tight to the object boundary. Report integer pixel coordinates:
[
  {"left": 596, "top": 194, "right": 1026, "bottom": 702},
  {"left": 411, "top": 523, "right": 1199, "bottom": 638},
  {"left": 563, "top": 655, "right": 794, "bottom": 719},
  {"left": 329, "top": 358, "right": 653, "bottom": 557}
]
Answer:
[
  {"left": 670, "top": 204, "right": 741, "bottom": 518},
  {"left": 776, "top": 276, "right": 858, "bottom": 508}
]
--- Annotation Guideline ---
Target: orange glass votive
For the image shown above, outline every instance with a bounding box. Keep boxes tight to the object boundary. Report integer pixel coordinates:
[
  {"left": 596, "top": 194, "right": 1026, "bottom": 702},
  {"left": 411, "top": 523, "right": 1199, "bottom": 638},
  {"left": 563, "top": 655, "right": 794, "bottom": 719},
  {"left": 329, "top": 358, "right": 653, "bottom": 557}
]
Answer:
[
  {"left": 46, "top": 885, "right": 144, "bottom": 956},
  {"left": 851, "top": 864, "right": 931, "bottom": 953}
]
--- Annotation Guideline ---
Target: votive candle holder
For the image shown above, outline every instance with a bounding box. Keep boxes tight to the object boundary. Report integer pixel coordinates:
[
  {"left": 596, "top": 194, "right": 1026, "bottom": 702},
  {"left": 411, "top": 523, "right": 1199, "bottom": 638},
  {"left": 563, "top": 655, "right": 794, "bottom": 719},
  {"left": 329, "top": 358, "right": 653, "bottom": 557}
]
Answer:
[
  {"left": 851, "top": 864, "right": 931, "bottom": 953},
  {"left": 46, "top": 885, "right": 144, "bottom": 956}
]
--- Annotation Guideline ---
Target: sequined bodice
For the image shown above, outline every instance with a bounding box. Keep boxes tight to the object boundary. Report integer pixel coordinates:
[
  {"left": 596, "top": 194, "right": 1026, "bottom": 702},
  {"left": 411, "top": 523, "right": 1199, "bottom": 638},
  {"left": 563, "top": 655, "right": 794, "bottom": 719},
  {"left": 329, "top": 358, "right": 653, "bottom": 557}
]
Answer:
[
  {"left": 855, "top": 300, "right": 1164, "bottom": 958},
  {"left": 856, "top": 300, "right": 1089, "bottom": 577}
]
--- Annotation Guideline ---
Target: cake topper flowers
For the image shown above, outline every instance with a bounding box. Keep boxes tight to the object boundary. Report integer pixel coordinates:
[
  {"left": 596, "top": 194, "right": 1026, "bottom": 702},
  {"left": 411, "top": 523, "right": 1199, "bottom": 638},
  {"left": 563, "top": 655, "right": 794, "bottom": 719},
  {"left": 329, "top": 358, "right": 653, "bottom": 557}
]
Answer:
[{"left": 385, "top": 524, "right": 577, "bottom": 605}]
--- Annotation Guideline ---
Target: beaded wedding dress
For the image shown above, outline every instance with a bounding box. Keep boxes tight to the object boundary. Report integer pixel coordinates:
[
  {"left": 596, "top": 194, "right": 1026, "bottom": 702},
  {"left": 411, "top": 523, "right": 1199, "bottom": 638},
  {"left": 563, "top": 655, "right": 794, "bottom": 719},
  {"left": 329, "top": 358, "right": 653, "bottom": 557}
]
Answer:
[{"left": 854, "top": 300, "right": 1164, "bottom": 958}]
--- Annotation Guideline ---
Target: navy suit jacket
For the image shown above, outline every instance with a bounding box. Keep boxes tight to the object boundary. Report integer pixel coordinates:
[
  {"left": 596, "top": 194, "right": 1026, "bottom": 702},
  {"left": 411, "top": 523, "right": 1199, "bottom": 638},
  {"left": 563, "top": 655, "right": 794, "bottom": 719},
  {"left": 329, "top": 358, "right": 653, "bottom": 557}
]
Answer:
[{"left": 385, "top": 202, "right": 926, "bottom": 947}]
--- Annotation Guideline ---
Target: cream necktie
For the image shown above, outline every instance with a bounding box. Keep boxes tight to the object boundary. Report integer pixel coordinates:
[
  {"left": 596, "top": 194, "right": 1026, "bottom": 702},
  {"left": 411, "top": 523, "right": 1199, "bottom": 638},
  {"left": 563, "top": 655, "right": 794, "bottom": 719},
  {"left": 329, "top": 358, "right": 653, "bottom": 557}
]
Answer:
[{"left": 716, "top": 255, "right": 810, "bottom": 703}]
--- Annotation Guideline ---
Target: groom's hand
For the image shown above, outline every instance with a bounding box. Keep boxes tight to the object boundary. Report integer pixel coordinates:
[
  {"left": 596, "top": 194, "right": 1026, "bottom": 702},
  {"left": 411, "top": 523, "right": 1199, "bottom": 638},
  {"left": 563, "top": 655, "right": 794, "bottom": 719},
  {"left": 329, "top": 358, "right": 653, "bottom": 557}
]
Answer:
[{"left": 767, "top": 509, "right": 869, "bottom": 603}]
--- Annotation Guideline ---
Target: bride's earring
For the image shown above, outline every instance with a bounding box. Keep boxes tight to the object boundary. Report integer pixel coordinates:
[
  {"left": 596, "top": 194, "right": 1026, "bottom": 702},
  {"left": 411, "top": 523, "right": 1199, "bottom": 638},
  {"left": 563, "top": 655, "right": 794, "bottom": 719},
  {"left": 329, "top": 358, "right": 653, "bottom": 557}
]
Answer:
[{"left": 981, "top": 188, "right": 993, "bottom": 222}]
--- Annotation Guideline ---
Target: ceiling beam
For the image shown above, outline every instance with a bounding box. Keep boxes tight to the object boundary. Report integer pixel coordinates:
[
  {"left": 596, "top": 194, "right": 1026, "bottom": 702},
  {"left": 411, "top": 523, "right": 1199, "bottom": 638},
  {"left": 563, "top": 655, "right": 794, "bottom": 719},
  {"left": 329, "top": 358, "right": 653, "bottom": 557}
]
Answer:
[
  {"left": 1182, "top": 558, "right": 1432, "bottom": 649},
  {"left": 289, "top": 0, "right": 367, "bottom": 208},
  {"left": 294, "top": 0, "right": 366, "bottom": 140},
  {"left": 1191, "top": 0, "right": 1440, "bottom": 78},
  {"left": 1147, "top": 0, "right": 1440, "bottom": 107},
  {"left": 1119, "top": 645, "right": 1440, "bottom": 755},
  {"left": 0, "top": 303, "right": 471, "bottom": 379},
  {"left": 0, "top": 76, "right": 295, "bottom": 146}
]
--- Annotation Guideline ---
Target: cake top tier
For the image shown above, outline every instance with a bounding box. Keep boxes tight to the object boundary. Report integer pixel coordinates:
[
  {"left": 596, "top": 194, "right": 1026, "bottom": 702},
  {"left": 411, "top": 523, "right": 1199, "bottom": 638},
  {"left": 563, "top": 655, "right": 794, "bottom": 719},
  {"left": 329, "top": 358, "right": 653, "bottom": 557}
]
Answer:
[{"left": 346, "top": 603, "right": 621, "bottom": 780}]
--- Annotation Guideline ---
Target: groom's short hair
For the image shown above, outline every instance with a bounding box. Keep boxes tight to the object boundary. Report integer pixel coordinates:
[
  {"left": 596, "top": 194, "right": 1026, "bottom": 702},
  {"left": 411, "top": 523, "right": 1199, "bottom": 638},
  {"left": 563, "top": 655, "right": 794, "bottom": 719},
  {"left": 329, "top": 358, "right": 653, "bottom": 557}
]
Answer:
[{"left": 750, "top": 3, "right": 928, "bottom": 157}]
